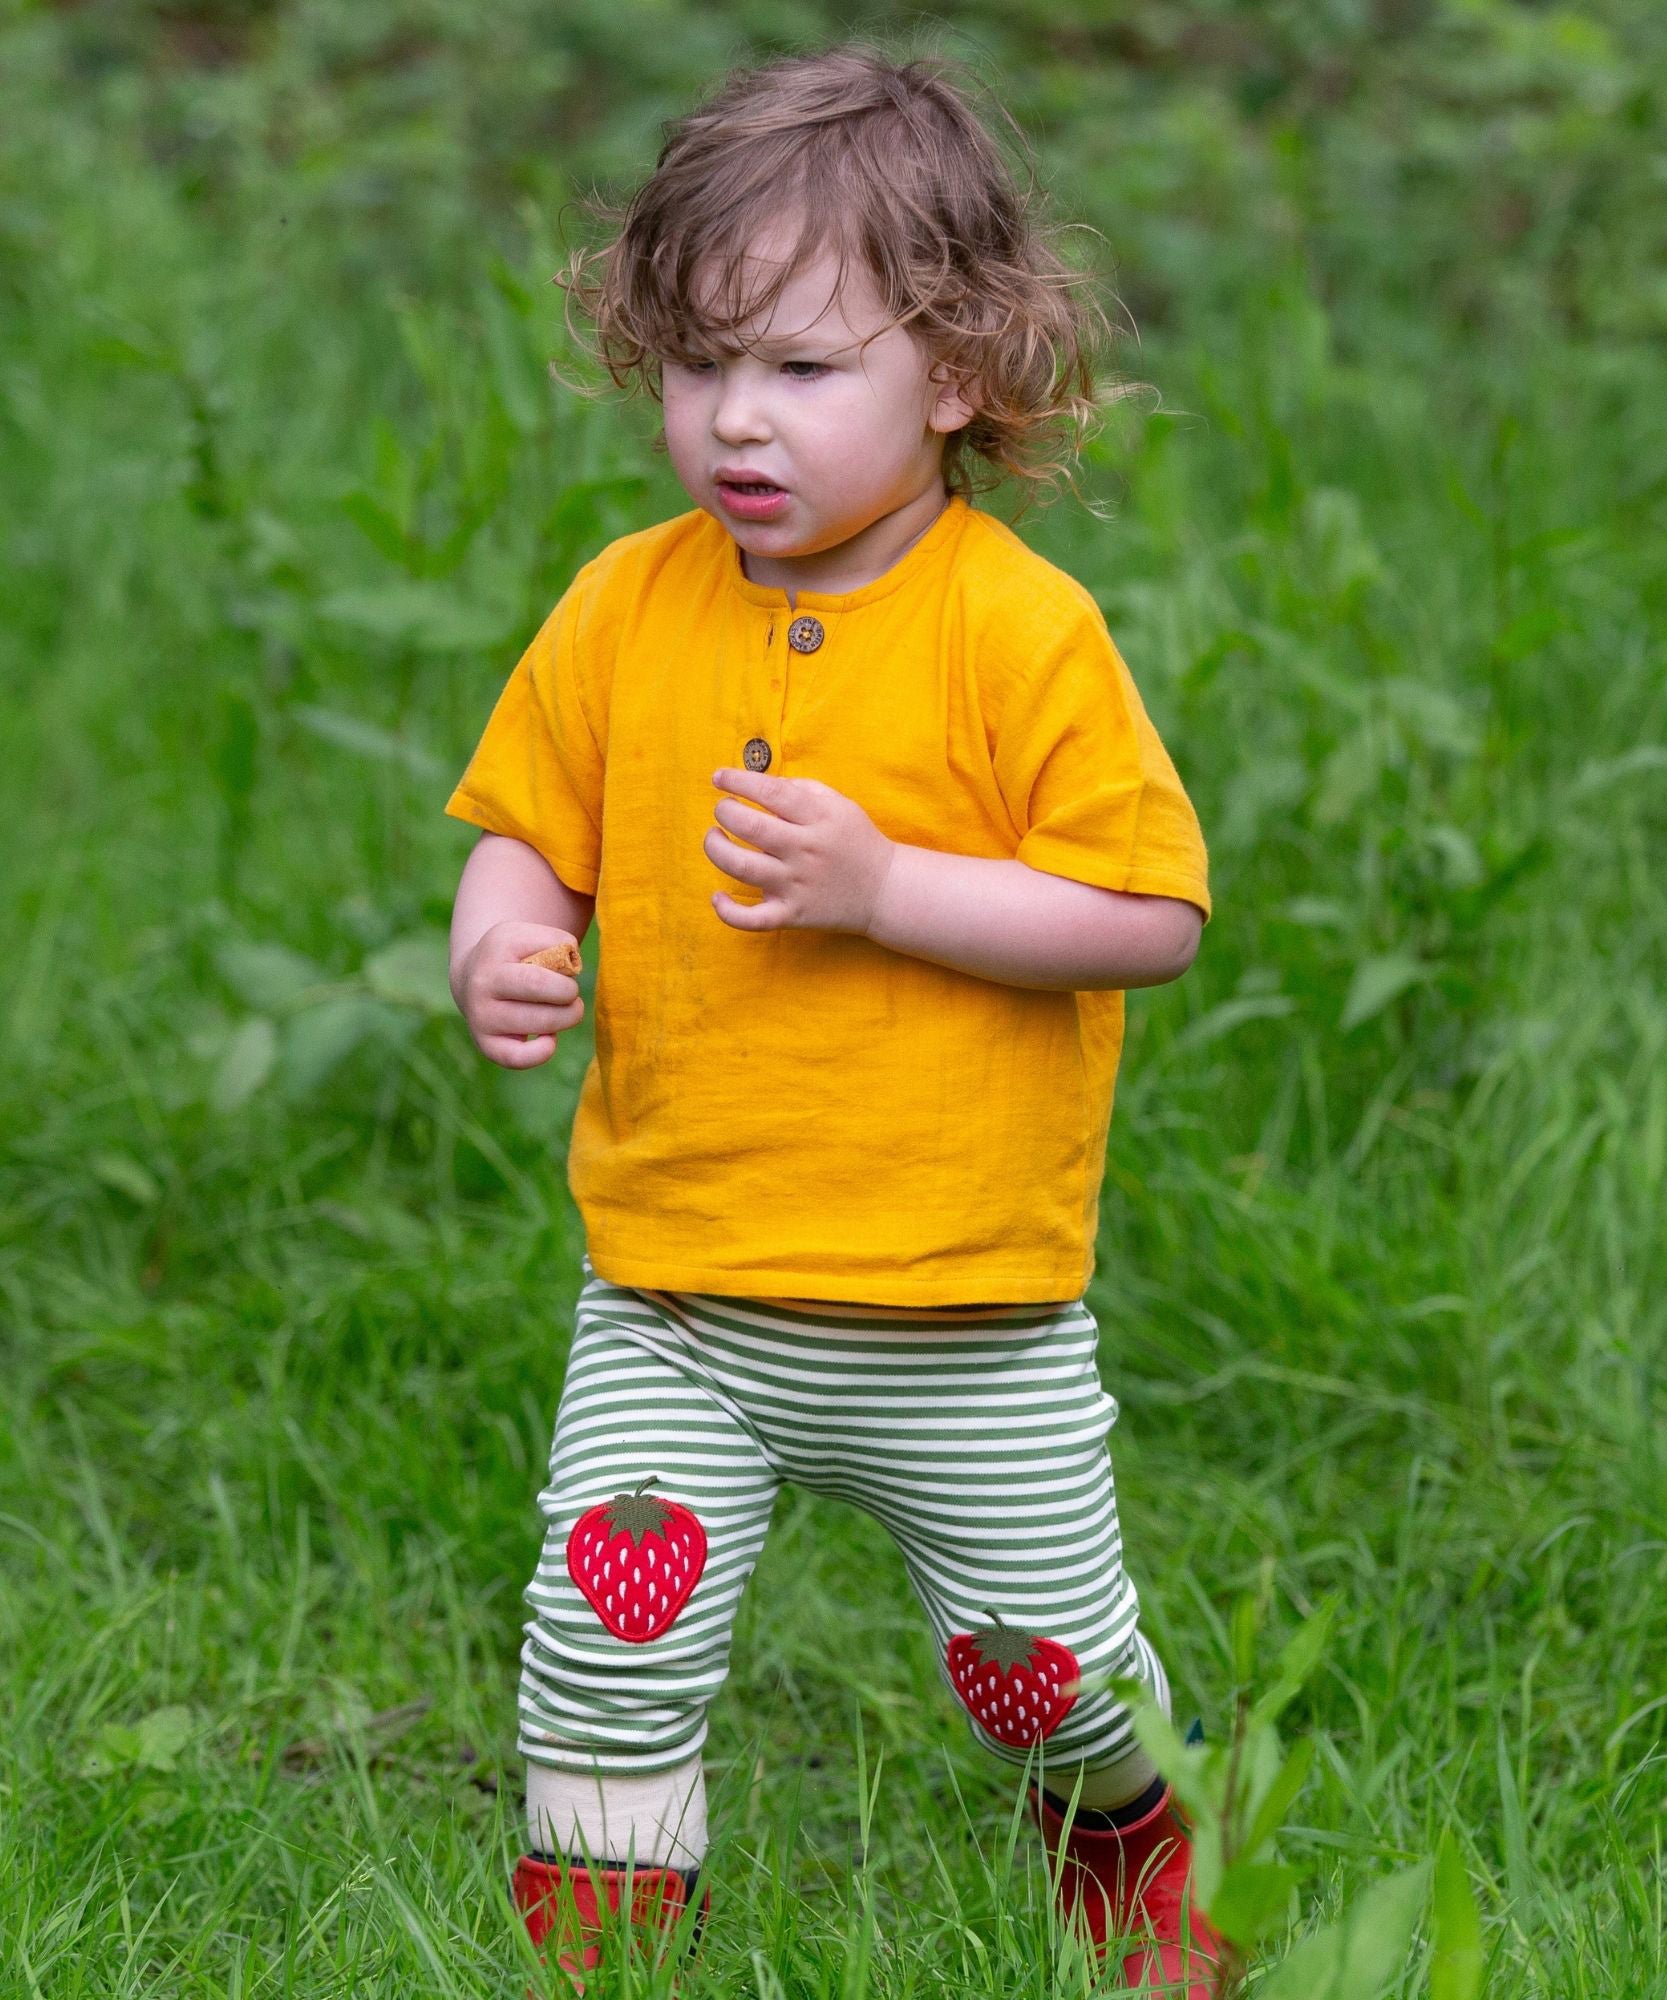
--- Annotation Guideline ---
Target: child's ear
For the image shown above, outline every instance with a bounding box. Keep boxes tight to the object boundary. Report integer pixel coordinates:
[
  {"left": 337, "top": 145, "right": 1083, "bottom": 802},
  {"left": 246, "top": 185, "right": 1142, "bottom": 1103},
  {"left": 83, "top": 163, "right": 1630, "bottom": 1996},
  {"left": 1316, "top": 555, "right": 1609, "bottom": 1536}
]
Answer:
[{"left": 927, "top": 359, "right": 980, "bottom": 436}]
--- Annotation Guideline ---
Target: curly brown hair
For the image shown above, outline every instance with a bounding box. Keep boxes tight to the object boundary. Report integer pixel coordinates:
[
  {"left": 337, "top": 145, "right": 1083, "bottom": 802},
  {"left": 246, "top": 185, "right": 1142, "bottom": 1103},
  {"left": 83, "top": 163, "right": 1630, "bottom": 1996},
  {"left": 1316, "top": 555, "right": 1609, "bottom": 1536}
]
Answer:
[{"left": 550, "top": 39, "right": 1138, "bottom": 519}]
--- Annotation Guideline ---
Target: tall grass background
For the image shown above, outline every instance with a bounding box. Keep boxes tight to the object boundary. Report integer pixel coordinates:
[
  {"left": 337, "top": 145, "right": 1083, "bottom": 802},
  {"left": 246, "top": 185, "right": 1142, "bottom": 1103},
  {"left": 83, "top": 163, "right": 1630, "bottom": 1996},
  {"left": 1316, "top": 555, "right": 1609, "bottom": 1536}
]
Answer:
[{"left": 2, "top": 1, "right": 1664, "bottom": 1992}]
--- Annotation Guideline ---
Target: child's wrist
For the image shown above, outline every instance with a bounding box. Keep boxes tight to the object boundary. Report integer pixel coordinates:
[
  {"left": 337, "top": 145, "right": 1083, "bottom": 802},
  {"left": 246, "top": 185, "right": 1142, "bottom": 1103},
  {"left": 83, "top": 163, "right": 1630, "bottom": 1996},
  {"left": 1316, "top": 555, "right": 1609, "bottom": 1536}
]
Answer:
[
  {"left": 860, "top": 838, "right": 911, "bottom": 946},
  {"left": 855, "top": 840, "right": 895, "bottom": 940}
]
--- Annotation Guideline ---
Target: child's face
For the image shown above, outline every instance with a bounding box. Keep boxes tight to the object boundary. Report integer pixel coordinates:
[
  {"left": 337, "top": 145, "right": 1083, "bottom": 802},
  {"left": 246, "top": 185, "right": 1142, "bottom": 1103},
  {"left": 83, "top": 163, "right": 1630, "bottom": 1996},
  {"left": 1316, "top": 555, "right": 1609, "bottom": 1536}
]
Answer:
[{"left": 659, "top": 219, "right": 976, "bottom": 585}]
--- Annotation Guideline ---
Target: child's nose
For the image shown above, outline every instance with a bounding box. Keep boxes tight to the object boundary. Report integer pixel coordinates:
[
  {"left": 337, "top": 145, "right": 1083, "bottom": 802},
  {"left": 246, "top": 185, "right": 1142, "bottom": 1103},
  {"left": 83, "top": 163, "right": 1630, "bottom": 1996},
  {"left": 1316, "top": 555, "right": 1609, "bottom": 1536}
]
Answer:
[{"left": 711, "top": 370, "right": 772, "bottom": 440}]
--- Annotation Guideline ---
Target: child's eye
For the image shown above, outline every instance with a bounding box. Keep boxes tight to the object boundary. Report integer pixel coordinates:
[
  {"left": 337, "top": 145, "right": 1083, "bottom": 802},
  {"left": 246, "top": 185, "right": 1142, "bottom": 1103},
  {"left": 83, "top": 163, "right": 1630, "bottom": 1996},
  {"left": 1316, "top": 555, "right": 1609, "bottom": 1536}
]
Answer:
[{"left": 666, "top": 354, "right": 827, "bottom": 380}]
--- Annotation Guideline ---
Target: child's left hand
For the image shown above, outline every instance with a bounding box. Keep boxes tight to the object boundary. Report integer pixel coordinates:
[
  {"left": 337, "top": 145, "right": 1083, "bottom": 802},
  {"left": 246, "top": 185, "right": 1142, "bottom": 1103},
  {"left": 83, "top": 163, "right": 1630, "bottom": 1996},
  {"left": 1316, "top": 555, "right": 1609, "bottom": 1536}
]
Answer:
[{"left": 706, "top": 766, "right": 896, "bottom": 935}]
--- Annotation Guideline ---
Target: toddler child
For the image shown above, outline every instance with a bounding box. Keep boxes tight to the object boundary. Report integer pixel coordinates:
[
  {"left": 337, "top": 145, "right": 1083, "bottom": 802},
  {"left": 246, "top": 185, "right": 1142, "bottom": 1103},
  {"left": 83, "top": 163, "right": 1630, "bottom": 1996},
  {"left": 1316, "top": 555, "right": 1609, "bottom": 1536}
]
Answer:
[{"left": 446, "top": 42, "right": 1218, "bottom": 1996}]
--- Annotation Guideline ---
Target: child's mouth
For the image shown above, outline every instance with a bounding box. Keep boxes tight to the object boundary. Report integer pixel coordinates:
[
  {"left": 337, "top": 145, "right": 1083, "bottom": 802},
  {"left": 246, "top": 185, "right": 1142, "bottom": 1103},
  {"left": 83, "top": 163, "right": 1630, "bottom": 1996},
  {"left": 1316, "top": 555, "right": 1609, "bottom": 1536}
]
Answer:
[{"left": 717, "top": 480, "right": 790, "bottom": 520}]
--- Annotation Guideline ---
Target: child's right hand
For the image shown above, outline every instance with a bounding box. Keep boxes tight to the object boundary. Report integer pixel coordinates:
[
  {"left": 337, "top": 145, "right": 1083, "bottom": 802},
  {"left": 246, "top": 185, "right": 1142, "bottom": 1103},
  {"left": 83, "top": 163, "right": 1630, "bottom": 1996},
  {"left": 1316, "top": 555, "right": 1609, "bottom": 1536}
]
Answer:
[{"left": 451, "top": 922, "right": 585, "bottom": 1069}]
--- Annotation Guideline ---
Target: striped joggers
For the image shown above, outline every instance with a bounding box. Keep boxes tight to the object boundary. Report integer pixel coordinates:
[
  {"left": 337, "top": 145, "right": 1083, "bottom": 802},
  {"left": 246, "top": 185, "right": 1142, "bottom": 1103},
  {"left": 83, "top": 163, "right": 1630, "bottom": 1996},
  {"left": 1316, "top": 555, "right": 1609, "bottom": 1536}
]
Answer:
[{"left": 518, "top": 1262, "right": 1170, "bottom": 1787}]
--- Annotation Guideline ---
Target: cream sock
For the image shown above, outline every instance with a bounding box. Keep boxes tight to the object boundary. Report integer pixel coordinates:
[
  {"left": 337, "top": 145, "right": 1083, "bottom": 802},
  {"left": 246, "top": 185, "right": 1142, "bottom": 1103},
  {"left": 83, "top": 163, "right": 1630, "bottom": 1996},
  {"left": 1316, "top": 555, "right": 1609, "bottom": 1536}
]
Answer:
[
  {"left": 1056, "top": 1629, "right": 1174, "bottom": 1813},
  {"left": 526, "top": 1753, "right": 707, "bottom": 1872},
  {"left": 1074, "top": 1742, "right": 1163, "bottom": 1811}
]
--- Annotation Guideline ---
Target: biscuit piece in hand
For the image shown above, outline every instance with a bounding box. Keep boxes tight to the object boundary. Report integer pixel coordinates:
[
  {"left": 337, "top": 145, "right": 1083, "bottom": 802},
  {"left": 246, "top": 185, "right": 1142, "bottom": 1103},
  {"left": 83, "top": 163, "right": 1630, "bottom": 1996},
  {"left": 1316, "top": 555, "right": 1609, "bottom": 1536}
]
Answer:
[{"left": 522, "top": 941, "right": 582, "bottom": 977}]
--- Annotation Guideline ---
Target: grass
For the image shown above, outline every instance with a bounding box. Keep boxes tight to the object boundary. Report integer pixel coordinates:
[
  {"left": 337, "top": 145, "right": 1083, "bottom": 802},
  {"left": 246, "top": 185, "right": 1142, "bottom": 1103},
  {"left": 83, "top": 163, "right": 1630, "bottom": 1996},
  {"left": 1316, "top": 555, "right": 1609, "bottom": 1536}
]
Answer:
[{"left": 2, "top": 3, "right": 1665, "bottom": 1993}]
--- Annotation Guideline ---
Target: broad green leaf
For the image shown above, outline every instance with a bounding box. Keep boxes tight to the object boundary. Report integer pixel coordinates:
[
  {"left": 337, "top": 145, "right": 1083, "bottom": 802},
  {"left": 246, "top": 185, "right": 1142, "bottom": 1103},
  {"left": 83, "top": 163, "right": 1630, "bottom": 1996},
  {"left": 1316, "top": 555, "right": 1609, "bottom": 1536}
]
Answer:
[
  {"left": 1205, "top": 1859, "right": 1302, "bottom": 1946},
  {"left": 1250, "top": 1596, "right": 1339, "bottom": 1728},
  {"left": 1340, "top": 953, "right": 1428, "bottom": 1032},
  {"left": 212, "top": 937, "right": 326, "bottom": 1011},
  {"left": 291, "top": 704, "right": 444, "bottom": 780},
  {"left": 81, "top": 1723, "right": 143, "bottom": 1777},
  {"left": 1383, "top": 677, "right": 1478, "bottom": 754},
  {"left": 362, "top": 932, "right": 454, "bottom": 1016},
  {"left": 540, "top": 476, "right": 651, "bottom": 553},
  {"left": 1422, "top": 823, "right": 1486, "bottom": 888},
  {"left": 213, "top": 689, "right": 258, "bottom": 809},
  {"left": 1173, "top": 994, "right": 1297, "bottom": 1053},
  {"left": 210, "top": 1016, "right": 277, "bottom": 1114},
  {"left": 1570, "top": 744, "right": 1667, "bottom": 798},
  {"left": 1215, "top": 754, "right": 1309, "bottom": 850},
  {"left": 316, "top": 580, "right": 512, "bottom": 653},
  {"left": 1107, "top": 1678, "right": 1189, "bottom": 1782},
  {"left": 1107, "top": 1677, "right": 1217, "bottom": 1829},
  {"left": 340, "top": 489, "right": 411, "bottom": 565},
  {"left": 89, "top": 1152, "right": 162, "bottom": 1206},
  {"left": 1259, "top": 1860, "right": 1430, "bottom": 2000},
  {"left": 278, "top": 996, "right": 403, "bottom": 1101},
  {"left": 1282, "top": 896, "right": 1350, "bottom": 928},
  {"left": 1312, "top": 728, "right": 1381, "bottom": 826},
  {"left": 1242, "top": 1737, "right": 1316, "bottom": 1860},
  {"left": 134, "top": 1705, "right": 195, "bottom": 1771},
  {"left": 1489, "top": 605, "right": 1563, "bottom": 664},
  {"left": 1431, "top": 1831, "right": 1484, "bottom": 2000},
  {"left": 1259, "top": 1915, "right": 1343, "bottom": 1999},
  {"left": 82, "top": 1705, "right": 195, "bottom": 1777},
  {"left": 1338, "top": 1859, "right": 1432, "bottom": 1991},
  {"left": 1303, "top": 485, "right": 1384, "bottom": 603},
  {"left": 481, "top": 281, "right": 543, "bottom": 434},
  {"left": 1230, "top": 1591, "right": 1260, "bottom": 1683}
]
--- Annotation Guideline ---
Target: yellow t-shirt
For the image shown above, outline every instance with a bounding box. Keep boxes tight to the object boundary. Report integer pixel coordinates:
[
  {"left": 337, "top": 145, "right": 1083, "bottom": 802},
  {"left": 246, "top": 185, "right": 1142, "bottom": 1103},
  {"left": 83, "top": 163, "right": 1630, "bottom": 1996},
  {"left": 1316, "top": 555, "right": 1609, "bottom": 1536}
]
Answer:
[{"left": 445, "top": 492, "right": 1210, "bottom": 1307}]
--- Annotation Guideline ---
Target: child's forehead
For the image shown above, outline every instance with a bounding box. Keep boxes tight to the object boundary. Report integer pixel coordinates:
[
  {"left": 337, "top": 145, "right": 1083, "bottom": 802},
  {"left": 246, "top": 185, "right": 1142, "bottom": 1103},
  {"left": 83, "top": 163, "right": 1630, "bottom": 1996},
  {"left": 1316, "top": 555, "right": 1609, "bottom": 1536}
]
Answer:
[{"left": 683, "top": 230, "right": 892, "bottom": 346}]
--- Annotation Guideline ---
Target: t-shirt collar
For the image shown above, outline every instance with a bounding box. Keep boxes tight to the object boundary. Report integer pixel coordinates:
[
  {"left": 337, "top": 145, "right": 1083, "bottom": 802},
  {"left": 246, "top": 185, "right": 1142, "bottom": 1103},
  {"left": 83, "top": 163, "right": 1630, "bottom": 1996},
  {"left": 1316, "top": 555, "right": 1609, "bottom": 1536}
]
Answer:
[{"left": 720, "top": 491, "right": 971, "bottom": 613}]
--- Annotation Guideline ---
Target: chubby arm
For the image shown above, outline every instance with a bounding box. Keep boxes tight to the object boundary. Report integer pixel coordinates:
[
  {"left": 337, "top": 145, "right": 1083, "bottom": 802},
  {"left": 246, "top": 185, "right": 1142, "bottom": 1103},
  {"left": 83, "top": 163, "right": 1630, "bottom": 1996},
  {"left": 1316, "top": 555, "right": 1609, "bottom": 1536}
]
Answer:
[
  {"left": 449, "top": 831, "right": 596, "bottom": 1067},
  {"left": 704, "top": 767, "right": 1202, "bottom": 993},
  {"left": 866, "top": 846, "right": 1200, "bottom": 991}
]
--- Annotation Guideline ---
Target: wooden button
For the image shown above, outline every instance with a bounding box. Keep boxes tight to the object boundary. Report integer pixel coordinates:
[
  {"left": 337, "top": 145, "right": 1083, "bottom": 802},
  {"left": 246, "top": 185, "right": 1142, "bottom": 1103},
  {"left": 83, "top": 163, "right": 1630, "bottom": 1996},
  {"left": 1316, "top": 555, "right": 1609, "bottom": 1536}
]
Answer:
[
  {"left": 787, "top": 615, "right": 824, "bottom": 653},
  {"left": 742, "top": 737, "right": 772, "bottom": 772}
]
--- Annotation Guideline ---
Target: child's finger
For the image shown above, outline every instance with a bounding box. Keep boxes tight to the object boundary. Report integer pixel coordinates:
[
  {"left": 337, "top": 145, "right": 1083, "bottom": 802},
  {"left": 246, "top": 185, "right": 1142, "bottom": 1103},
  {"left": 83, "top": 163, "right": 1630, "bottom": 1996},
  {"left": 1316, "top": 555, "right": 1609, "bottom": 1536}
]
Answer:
[
  {"left": 480, "top": 996, "right": 582, "bottom": 1036},
  {"left": 703, "top": 825, "right": 783, "bottom": 888},
  {"left": 478, "top": 1032, "right": 558, "bottom": 1068},
  {"left": 713, "top": 766, "right": 815, "bottom": 821},
  {"left": 712, "top": 890, "right": 783, "bottom": 931},
  {"left": 496, "top": 961, "right": 581, "bottom": 1004},
  {"left": 713, "top": 796, "right": 791, "bottom": 851}
]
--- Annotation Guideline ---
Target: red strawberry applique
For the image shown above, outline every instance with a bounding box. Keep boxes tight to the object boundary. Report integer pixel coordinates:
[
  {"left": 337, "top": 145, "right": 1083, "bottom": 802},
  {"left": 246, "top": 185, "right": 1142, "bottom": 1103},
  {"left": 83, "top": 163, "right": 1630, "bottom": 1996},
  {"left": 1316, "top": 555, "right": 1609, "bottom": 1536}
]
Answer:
[
  {"left": 566, "top": 1476, "right": 708, "bottom": 1643},
  {"left": 947, "top": 1609, "right": 1080, "bottom": 1746}
]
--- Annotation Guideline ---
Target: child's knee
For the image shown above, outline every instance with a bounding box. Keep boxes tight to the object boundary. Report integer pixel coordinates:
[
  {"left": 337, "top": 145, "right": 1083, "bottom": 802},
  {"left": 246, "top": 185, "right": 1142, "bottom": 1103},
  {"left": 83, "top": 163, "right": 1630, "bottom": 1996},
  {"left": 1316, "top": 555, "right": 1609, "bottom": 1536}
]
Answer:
[
  {"left": 519, "top": 1492, "right": 741, "bottom": 1769},
  {"left": 947, "top": 1616, "right": 1170, "bottom": 1776}
]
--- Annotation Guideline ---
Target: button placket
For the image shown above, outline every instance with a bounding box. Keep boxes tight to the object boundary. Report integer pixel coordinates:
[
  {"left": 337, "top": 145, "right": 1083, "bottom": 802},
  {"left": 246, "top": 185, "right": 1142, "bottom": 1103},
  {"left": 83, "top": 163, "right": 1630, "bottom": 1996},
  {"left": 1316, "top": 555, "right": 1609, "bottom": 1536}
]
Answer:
[
  {"left": 744, "top": 605, "right": 790, "bottom": 776},
  {"left": 742, "top": 606, "right": 832, "bottom": 777}
]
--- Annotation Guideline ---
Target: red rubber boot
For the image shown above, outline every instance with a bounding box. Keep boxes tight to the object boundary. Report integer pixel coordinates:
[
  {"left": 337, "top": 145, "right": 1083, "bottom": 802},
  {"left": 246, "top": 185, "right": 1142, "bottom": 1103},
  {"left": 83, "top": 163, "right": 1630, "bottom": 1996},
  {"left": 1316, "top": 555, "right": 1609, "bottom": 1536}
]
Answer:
[
  {"left": 1033, "top": 1785, "right": 1221, "bottom": 1996},
  {"left": 511, "top": 1853, "right": 708, "bottom": 1994}
]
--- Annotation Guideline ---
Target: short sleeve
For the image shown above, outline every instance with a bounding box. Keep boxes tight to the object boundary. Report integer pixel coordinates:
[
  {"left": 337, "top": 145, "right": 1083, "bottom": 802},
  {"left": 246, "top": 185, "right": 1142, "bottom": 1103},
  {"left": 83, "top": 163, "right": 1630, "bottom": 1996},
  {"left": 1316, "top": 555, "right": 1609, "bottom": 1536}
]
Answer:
[
  {"left": 444, "top": 574, "right": 604, "bottom": 896},
  {"left": 992, "top": 601, "right": 1211, "bottom": 920}
]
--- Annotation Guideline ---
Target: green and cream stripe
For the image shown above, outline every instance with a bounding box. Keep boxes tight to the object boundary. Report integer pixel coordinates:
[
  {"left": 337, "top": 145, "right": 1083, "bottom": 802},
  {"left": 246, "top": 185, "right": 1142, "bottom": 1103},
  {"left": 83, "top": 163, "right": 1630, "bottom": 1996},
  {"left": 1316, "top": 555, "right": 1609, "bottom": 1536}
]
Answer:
[{"left": 519, "top": 1262, "right": 1167, "bottom": 1781}]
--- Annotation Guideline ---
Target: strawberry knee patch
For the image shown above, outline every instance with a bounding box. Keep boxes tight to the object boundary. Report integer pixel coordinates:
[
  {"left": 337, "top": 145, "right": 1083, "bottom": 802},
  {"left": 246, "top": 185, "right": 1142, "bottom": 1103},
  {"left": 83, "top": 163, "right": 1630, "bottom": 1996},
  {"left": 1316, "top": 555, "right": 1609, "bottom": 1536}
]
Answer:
[
  {"left": 947, "top": 1611, "right": 1080, "bottom": 1746},
  {"left": 567, "top": 1477, "right": 708, "bottom": 1642}
]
